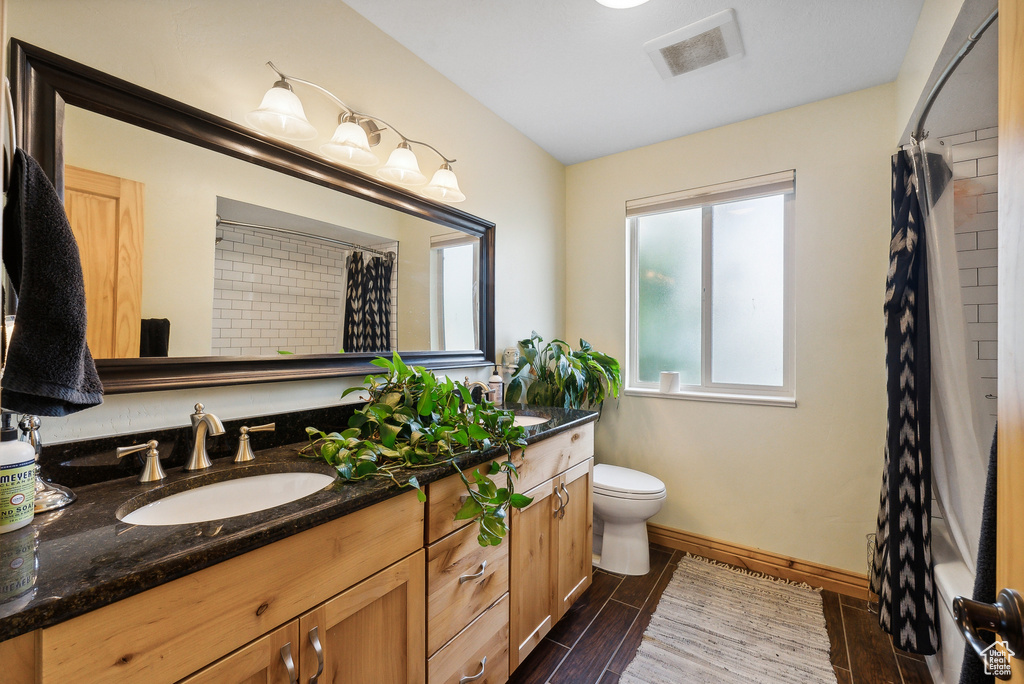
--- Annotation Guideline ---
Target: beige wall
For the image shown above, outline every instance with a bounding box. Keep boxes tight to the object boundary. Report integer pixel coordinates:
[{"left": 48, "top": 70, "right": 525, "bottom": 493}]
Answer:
[
  {"left": 565, "top": 84, "right": 895, "bottom": 572},
  {"left": 894, "top": 0, "right": 968, "bottom": 143},
  {"left": 9, "top": 0, "right": 566, "bottom": 442}
]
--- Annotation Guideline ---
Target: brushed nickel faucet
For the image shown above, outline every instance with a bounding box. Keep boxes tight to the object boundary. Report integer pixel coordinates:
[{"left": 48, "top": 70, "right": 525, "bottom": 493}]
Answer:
[
  {"left": 186, "top": 403, "right": 225, "bottom": 471},
  {"left": 117, "top": 440, "right": 167, "bottom": 483},
  {"left": 233, "top": 423, "right": 276, "bottom": 463},
  {"left": 464, "top": 379, "right": 495, "bottom": 402}
]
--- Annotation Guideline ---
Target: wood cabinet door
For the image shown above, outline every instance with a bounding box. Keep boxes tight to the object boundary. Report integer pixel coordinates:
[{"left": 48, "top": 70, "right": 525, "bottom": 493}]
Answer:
[
  {"left": 178, "top": 621, "right": 299, "bottom": 684},
  {"left": 556, "top": 458, "right": 593, "bottom": 620},
  {"left": 298, "top": 551, "right": 425, "bottom": 684},
  {"left": 63, "top": 165, "right": 145, "bottom": 359},
  {"left": 509, "top": 477, "right": 559, "bottom": 670}
]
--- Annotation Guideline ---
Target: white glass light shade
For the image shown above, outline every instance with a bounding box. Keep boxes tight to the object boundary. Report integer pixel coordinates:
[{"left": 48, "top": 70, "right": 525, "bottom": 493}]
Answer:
[
  {"left": 320, "top": 120, "right": 378, "bottom": 167},
  {"left": 422, "top": 164, "right": 466, "bottom": 203},
  {"left": 377, "top": 143, "right": 426, "bottom": 185},
  {"left": 595, "top": 0, "right": 650, "bottom": 7},
  {"left": 245, "top": 84, "right": 318, "bottom": 141}
]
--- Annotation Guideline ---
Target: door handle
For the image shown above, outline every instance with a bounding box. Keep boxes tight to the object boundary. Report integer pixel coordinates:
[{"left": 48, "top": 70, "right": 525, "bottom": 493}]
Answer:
[
  {"left": 559, "top": 482, "right": 570, "bottom": 519},
  {"left": 553, "top": 485, "right": 564, "bottom": 518},
  {"left": 307, "top": 626, "right": 325, "bottom": 684},
  {"left": 459, "top": 656, "right": 487, "bottom": 683},
  {"left": 279, "top": 642, "right": 298, "bottom": 684},
  {"left": 460, "top": 560, "right": 488, "bottom": 584},
  {"left": 953, "top": 588, "right": 1024, "bottom": 680}
]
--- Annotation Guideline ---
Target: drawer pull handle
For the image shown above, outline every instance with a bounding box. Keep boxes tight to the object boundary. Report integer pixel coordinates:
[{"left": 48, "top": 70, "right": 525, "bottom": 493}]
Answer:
[
  {"left": 559, "top": 482, "right": 570, "bottom": 519},
  {"left": 553, "top": 486, "right": 564, "bottom": 518},
  {"left": 308, "top": 626, "right": 324, "bottom": 684},
  {"left": 460, "top": 560, "right": 488, "bottom": 584},
  {"left": 460, "top": 656, "right": 487, "bottom": 683},
  {"left": 280, "top": 642, "right": 298, "bottom": 684}
]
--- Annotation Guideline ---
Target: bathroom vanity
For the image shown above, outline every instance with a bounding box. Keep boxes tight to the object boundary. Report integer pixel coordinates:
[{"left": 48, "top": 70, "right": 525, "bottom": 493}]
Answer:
[{"left": 0, "top": 409, "right": 595, "bottom": 684}]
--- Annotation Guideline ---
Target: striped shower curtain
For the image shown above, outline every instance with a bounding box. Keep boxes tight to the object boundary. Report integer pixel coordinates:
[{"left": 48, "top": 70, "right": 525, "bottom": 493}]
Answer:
[{"left": 870, "top": 147, "right": 939, "bottom": 655}]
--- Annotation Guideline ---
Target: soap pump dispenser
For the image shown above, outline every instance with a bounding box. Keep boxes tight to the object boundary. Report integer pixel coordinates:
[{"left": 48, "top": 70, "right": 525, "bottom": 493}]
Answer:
[
  {"left": 488, "top": 365, "right": 504, "bottom": 405},
  {"left": 0, "top": 412, "right": 35, "bottom": 533}
]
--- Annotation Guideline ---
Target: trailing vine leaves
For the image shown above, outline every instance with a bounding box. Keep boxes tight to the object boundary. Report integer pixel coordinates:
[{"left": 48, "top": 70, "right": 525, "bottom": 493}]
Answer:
[
  {"left": 506, "top": 332, "right": 621, "bottom": 412},
  {"left": 301, "top": 352, "right": 531, "bottom": 547}
]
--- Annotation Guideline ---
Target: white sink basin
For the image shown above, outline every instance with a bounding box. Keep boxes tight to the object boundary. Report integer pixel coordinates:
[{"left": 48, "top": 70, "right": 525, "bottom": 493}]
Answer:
[
  {"left": 119, "top": 472, "right": 336, "bottom": 526},
  {"left": 513, "top": 414, "right": 551, "bottom": 427}
]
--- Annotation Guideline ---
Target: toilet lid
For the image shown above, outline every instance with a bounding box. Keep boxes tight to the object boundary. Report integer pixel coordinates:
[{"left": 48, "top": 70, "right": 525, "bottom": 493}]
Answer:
[{"left": 593, "top": 464, "right": 666, "bottom": 498}]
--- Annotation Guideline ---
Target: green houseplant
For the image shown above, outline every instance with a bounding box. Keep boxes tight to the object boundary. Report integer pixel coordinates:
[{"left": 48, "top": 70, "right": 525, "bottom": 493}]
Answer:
[
  {"left": 302, "top": 352, "right": 531, "bottom": 547},
  {"left": 505, "top": 332, "right": 622, "bottom": 412}
]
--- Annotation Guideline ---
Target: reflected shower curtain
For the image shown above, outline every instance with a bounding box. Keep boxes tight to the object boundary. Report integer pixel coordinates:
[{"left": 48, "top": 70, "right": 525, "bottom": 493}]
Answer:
[
  {"left": 343, "top": 251, "right": 393, "bottom": 353},
  {"left": 872, "top": 147, "right": 938, "bottom": 655}
]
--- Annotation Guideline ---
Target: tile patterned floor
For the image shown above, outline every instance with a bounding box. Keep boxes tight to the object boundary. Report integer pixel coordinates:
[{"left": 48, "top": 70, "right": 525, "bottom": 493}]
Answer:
[{"left": 508, "top": 545, "right": 935, "bottom": 684}]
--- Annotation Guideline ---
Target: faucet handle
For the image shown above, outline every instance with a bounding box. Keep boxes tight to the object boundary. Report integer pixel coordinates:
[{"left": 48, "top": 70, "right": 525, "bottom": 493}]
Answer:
[
  {"left": 233, "top": 423, "right": 276, "bottom": 463},
  {"left": 117, "top": 440, "right": 166, "bottom": 483}
]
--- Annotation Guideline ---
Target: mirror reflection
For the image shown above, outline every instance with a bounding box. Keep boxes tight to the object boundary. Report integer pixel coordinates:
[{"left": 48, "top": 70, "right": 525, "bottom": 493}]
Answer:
[{"left": 61, "top": 106, "right": 480, "bottom": 359}]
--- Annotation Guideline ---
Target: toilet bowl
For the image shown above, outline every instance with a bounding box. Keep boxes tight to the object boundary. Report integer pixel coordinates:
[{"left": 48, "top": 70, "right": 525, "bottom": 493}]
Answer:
[{"left": 592, "top": 464, "right": 666, "bottom": 576}]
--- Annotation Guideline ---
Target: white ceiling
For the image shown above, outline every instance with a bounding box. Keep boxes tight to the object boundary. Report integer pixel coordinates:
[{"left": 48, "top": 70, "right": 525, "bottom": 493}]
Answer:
[{"left": 343, "top": 0, "right": 926, "bottom": 165}]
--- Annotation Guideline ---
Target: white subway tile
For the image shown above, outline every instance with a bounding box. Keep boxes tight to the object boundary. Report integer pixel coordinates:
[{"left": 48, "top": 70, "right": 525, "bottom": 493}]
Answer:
[
  {"left": 977, "top": 156, "right": 998, "bottom": 176},
  {"left": 979, "top": 304, "right": 998, "bottom": 322},
  {"left": 968, "top": 322, "right": 997, "bottom": 341},
  {"left": 963, "top": 305, "right": 979, "bottom": 323},
  {"left": 952, "top": 159, "right": 977, "bottom": 179},
  {"left": 942, "top": 131, "right": 976, "bottom": 146},
  {"left": 960, "top": 268, "right": 978, "bottom": 287},
  {"left": 977, "top": 126, "right": 998, "bottom": 140},
  {"left": 979, "top": 193, "right": 997, "bottom": 213},
  {"left": 979, "top": 341, "right": 997, "bottom": 360},
  {"left": 958, "top": 249, "right": 997, "bottom": 269},
  {"left": 962, "top": 286, "right": 998, "bottom": 304},
  {"left": 978, "top": 267, "right": 998, "bottom": 286},
  {"left": 977, "top": 230, "right": 998, "bottom": 250},
  {"left": 955, "top": 233, "right": 977, "bottom": 251},
  {"left": 952, "top": 137, "right": 999, "bottom": 162}
]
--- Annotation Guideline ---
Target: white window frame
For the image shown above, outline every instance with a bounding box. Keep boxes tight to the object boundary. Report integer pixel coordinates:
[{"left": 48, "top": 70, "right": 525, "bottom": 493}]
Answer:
[{"left": 625, "top": 171, "right": 796, "bottom": 407}]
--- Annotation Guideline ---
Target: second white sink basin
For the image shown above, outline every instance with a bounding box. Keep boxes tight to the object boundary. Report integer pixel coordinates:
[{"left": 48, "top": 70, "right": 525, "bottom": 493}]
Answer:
[
  {"left": 120, "top": 472, "right": 336, "bottom": 526},
  {"left": 513, "top": 414, "right": 551, "bottom": 427}
]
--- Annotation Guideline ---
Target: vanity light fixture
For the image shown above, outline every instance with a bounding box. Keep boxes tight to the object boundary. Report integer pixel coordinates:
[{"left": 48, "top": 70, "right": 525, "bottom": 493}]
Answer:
[{"left": 247, "top": 62, "right": 465, "bottom": 202}]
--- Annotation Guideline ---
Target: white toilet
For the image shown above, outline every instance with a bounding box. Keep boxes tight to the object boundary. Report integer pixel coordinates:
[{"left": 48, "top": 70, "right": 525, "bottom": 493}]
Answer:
[{"left": 592, "top": 464, "right": 667, "bottom": 576}]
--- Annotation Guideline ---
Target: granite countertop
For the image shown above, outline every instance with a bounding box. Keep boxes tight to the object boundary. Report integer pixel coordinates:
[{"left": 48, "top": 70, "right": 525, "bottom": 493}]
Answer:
[{"left": 0, "top": 405, "right": 596, "bottom": 641}]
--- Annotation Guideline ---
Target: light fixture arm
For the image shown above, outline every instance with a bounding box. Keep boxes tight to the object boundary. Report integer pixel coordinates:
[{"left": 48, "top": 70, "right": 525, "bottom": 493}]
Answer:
[{"left": 263, "top": 62, "right": 456, "bottom": 165}]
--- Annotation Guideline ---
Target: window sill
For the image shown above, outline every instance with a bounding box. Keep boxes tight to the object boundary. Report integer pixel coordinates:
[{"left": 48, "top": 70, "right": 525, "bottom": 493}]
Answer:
[{"left": 623, "top": 387, "right": 797, "bottom": 408}]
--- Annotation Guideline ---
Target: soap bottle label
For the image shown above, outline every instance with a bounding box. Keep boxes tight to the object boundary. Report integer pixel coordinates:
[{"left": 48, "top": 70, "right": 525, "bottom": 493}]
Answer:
[{"left": 0, "top": 460, "right": 35, "bottom": 529}]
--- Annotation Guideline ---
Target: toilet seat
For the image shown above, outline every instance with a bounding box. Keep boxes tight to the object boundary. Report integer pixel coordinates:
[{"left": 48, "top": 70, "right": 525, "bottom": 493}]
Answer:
[{"left": 593, "top": 464, "right": 666, "bottom": 500}]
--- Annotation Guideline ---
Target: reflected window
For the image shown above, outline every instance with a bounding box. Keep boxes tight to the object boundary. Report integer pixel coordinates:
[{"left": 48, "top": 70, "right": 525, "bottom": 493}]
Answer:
[{"left": 431, "top": 234, "right": 480, "bottom": 351}]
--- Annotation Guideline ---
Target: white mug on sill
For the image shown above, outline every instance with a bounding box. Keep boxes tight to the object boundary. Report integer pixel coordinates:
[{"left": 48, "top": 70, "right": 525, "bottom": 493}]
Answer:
[{"left": 659, "top": 371, "right": 680, "bottom": 394}]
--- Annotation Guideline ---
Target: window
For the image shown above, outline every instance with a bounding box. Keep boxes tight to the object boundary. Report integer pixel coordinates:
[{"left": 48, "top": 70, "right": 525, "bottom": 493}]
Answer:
[
  {"left": 430, "top": 233, "right": 480, "bottom": 351},
  {"left": 626, "top": 171, "right": 795, "bottom": 406}
]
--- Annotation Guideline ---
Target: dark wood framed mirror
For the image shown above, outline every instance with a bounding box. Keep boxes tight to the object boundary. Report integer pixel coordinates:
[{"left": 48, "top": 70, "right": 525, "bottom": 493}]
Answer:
[{"left": 8, "top": 39, "right": 495, "bottom": 394}]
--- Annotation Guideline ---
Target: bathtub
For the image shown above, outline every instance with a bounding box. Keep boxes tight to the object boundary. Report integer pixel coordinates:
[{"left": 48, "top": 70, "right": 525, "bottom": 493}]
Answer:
[{"left": 927, "top": 514, "right": 975, "bottom": 684}]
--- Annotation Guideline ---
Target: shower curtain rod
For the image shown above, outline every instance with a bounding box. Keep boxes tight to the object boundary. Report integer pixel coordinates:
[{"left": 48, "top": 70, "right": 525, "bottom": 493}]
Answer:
[
  {"left": 912, "top": 7, "right": 998, "bottom": 143},
  {"left": 215, "top": 216, "right": 394, "bottom": 259}
]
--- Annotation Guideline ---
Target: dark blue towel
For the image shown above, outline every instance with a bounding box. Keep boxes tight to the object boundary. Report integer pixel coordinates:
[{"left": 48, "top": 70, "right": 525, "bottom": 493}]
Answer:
[{"left": 1, "top": 149, "right": 103, "bottom": 416}]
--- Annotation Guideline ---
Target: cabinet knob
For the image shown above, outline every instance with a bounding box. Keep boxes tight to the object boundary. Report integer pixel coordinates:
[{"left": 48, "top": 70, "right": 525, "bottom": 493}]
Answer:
[{"left": 459, "top": 656, "right": 487, "bottom": 684}]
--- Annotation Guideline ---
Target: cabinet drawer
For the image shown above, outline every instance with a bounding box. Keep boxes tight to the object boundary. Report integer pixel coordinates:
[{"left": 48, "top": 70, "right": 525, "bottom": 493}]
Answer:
[
  {"left": 426, "top": 458, "right": 505, "bottom": 543},
  {"left": 428, "top": 594, "right": 509, "bottom": 684},
  {"left": 427, "top": 521, "right": 509, "bottom": 654},
  {"left": 511, "top": 424, "right": 594, "bottom": 493}
]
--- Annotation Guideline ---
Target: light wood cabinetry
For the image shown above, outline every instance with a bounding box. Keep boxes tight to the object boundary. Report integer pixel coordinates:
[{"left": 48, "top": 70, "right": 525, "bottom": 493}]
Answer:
[
  {"left": 298, "top": 551, "right": 425, "bottom": 684},
  {"left": 1, "top": 421, "right": 596, "bottom": 684},
  {"left": 179, "top": 621, "right": 300, "bottom": 684},
  {"left": 557, "top": 460, "right": 594, "bottom": 615},
  {"left": 508, "top": 423, "right": 595, "bottom": 670},
  {"left": 428, "top": 594, "right": 510, "bottom": 684}
]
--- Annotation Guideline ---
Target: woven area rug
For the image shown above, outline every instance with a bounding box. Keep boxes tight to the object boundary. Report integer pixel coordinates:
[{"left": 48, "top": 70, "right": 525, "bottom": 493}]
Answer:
[{"left": 620, "top": 554, "right": 838, "bottom": 683}]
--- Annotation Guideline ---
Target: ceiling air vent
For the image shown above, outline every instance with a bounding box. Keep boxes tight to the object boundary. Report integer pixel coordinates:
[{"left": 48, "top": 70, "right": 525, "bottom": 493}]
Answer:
[{"left": 644, "top": 8, "right": 744, "bottom": 80}]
